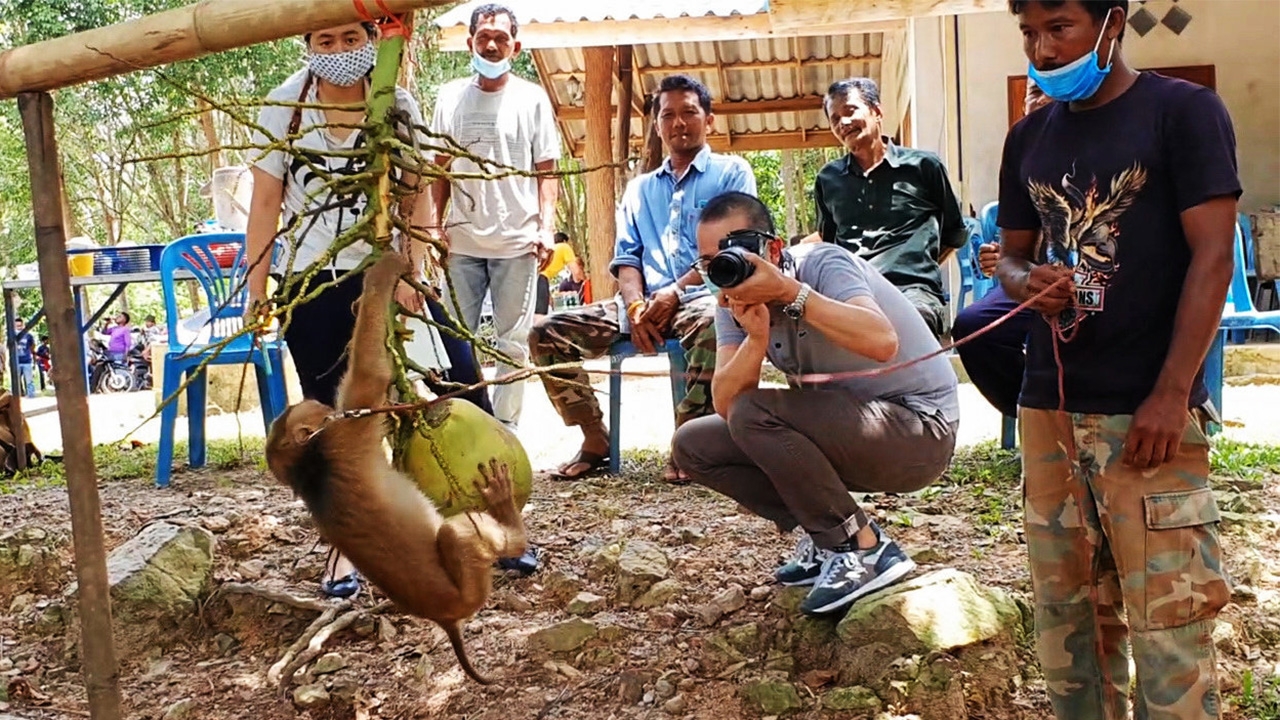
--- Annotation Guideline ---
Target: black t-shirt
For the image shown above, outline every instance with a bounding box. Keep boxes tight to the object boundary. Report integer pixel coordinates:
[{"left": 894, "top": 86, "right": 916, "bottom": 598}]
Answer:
[{"left": 998, "top": 72, "right": 1241, "bottom": 414}]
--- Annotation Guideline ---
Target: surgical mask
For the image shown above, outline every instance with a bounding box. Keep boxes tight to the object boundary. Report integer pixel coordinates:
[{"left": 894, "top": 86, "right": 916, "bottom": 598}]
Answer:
[
  {"left": 703, "top": 277, "right": 722, "bottom": 297},
  {"left": 308, "top": 42, "right": 377, "bottom": 87},
  {"left": 1027, "top": 8, "right": 1117, "bottom": 102},
  {"left": 471, "top": 52, "right": 511, "bottom": 80}
]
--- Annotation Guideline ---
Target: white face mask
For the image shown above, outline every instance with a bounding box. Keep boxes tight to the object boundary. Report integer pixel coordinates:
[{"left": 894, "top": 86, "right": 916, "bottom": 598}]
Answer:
[{"left": 308, "top": 42, "right": 377, "bottom": 87}]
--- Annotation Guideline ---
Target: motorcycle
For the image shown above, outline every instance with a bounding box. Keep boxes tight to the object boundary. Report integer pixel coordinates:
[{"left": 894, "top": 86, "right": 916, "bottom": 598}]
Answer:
[{"left": 87, "top": 331, "right": 152, "bottom": 394}]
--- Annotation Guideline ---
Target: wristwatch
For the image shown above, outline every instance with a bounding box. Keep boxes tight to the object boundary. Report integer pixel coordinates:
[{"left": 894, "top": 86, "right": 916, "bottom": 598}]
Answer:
[{"left": 783, "top": 283, "right": 812, "bottom": 320}]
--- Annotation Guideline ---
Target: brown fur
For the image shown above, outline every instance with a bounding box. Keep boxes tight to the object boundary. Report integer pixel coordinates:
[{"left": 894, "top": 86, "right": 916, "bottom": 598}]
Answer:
[{"left": 265, "top": 253, "right": 527, "bottom": 685}]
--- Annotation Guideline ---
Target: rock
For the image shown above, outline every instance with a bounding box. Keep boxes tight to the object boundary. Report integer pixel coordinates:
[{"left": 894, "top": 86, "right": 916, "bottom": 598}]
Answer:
[
  {"left": 497, "top": 591, "right": 534, "bottom": 612},
  {"left": 529, "top": 618, "right": 598, "bottom": 653},
  {"left": 566, "top": 592, "right": 607, "bottom": 616},
  {"left": 836, "top": 569, "right": 1023, "bottom": 655},
  {"left": 713, "top": 584, "right": 747, "bottom": 614},
  {"left": 617, "top": 670, "right": 647, "bottom": 704},
  {"left": 678, "top": 527, "right": 707, "bottom": 545},
  {"left": 764, "top": 650, "right": 795, "bottom": 673},
  {"left": 823, "top": 686, "right": 881, "bottom": 713},
  {"left": 907, "top": 547, "right": 947, "bottom": 565},
  {"left": 615, "top": 541, "right": 669, "bottom": 603},
  {"left": 739, "top": 680, "right": 803, "bottom": 715},
  {"left": 67, "top": 523, "right": 214, "bottom": 660},
  {"left": 633, "top": 579, "right": 682, "bottom": 608},
  {"left": 663, "top": 693, "right": 688, "bottom": 714},
  {"left": 161, "top": 698, "right": 196, "bottom": 720},
  {"left": 726, "top": 623, "right": 761, "bottom": 655},
  {"left": 654, "top": 677, "right": 675, "bottom": 699},
  {"left": 0, "top": 527, "right": 65, "bottom": 603},
  {"left": 292, "top": 683, "right": 330, "bottom": 709},
  {"left": 236, "top": 560, "right": 265, "bottom": 580},
  {"left": 588, "top": 542, "right": 625, "bottom": 580},
  {"left": 311, "top": 652, "right": 346, "bottom": 675},
  {"left": 770, "top": 586, "right": 809, "bottom": 614},
  {"left": 750, "top": 586, "right": 772, "bottom": 602},
  {"left": 8, "top": 593, "right": 34, "bottom": 615},
  {"left": 377, "top": 617, "right": 398, "bottom": 642},
  {"left": 214, "top": 633, "right": 236, "bottom": 654},
  {"left": 700, "top": 632, "right": 746, "bottom": 674},
  {"left": 201, "top": 516, "right": 231, "bottom": 533},
  {"left": 542, "top": 570, "right": 586, "bottom": 603}
]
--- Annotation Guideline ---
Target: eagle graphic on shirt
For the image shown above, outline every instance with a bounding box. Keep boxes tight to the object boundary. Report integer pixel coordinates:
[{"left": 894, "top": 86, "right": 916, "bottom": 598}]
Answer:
[{"left": 1028, "top": 162, "right": 1148, "bottom": 331}]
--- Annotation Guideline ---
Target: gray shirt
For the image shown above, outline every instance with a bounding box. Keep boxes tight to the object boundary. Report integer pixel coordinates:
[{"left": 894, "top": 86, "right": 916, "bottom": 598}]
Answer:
[{"left": 715, "top": 243, "right": 960, "bottom": 423}]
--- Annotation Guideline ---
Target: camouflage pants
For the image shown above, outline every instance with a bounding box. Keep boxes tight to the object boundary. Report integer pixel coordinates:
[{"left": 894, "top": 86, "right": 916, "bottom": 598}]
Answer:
[
  {"left": 1020, "top": 408, "right": 1230, "bottom": 720},
  {"left": 528, "top": 296, "right": 718, "bottom": 429}
]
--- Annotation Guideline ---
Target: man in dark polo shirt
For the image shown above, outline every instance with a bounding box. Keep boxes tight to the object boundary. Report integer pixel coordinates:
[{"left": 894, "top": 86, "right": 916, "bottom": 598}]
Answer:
[{"left": 814, "top": 77, "right": 968, "bottom": 338}]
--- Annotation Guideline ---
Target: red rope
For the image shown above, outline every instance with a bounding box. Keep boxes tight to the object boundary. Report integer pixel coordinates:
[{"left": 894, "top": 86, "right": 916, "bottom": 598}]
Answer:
[{"left": 351, "top": 0, "right": 410, "bottom": 38}]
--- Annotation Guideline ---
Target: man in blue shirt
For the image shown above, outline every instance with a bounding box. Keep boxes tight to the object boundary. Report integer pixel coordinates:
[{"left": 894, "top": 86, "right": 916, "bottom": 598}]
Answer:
[
  {"left": 530, "top": 74, "right": 757, "bottom": 481},
  {"left": 13, "top": 318, "right": 37, "bottom": 399}
]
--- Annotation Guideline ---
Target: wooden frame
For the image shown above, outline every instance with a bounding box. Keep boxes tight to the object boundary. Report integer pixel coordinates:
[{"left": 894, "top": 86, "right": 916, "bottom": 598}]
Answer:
[{"left": 1006, "top": 64, "right": 1217, "bottom": 127}]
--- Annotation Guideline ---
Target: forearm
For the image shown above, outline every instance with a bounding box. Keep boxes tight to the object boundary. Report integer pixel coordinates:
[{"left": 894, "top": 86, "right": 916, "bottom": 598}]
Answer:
[
  {"left": 617, "top": 266, "right": 647, "bottom": 306},
  {"left": 536, "top": 168, "right": 558, "bottom": 231},
  {"left": 712, "top": 337, "right": 767, "bottom": 418},
  {"left": 995, "top": 255, "right": 1035, "bottom": 302},
  {"left": 801, "top": 289, "right": 898, "bottom": 363},
  {"left": 1153, "top": 254, "right": 1233, "bottom": 398},
  {"left": 429, "top": 179, "right": 450, "bottom": 227},
  {"left": 672, "top": 268, "right": 702, "bottom": 293}
]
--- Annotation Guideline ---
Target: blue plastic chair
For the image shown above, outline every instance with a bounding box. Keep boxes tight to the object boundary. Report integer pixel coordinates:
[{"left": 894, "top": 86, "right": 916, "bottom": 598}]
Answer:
[
  {"left": 156, "top": 233, "right": 289, "bottom": 488},
  {"left": 978, "top": 202, "right": 1018, "bottom": 449},
  {"left": 953, "top": 220, "right": 978, "bottom": 314},
  {"left": 1229, "top": 212, "right": 1260, "bottom": 344},
  {"left": 1203, "top": 221, "right": 1280, "bottom": 434},
  {"left": 608, "top": 338, "right": 688, "bottom": 474}
]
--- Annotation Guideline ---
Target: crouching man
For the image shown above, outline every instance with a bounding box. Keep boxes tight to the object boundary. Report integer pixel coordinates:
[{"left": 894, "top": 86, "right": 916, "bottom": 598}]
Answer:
[{"left": 673, "top": 192, "right": 960, "bottom": 615}]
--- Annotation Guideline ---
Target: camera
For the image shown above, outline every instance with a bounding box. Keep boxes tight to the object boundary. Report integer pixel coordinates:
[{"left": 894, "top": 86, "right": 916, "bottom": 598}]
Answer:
[{"left": 705, "top": 230, "right": 773, "bottom": 289}]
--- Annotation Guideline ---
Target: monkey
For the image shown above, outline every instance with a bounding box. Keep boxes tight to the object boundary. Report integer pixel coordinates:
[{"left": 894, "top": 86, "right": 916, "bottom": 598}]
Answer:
[{"left": 264, "top": 252, "right": 527, "bottom": 685}]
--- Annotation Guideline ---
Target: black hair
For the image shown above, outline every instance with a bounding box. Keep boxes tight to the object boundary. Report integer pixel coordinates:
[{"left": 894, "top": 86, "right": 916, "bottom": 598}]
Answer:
[
  {"left": 824, "top": 77, "right": 881, "bottom": 118},
  {"left": 470, "top": 4, "right": 519, "bottom": 38},
  {"left": 699, "top": 192, "right": 776, "bottom": 236},
  {"left": 304, "top": 22, "right": 377, "bottom": 45},
  {"left": 119, "top": 311, "right": 131, "bottom": 324},
  {"left": 553, "top": 231, "right": 569, "bottom": 243},
  {"left": 1009, "top": 0, "right": 1128, "bottom": 42},
  {"left": 657, "top": 74, "right": 713, "bottom": 115}
]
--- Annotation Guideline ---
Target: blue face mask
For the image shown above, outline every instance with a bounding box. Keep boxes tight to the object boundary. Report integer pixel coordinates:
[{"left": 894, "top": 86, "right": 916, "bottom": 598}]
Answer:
[
  {"left": 471, "top": 53, "right": 511, "bottom": 80},
  {"left": 703, "top": 277, "right": 722, "bottom": 297},
  {"left": 1027, "top": 8, "right": 1117, "bottom": 102}
]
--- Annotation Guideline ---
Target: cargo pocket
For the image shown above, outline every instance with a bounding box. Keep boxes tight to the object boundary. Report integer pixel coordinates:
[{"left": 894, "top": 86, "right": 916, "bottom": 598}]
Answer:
[{"left": 1142, "top": 487, "right": 1230, "bottom": 630}]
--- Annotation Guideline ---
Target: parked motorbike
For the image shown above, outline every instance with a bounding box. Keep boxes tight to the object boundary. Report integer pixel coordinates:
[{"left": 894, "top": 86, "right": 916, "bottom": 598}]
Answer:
[{"left": 87, "top": 331, "right": 151, "bottom": 394}]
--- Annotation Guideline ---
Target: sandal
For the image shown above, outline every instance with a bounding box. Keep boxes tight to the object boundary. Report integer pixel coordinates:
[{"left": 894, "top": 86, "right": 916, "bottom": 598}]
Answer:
[
  {"left": 662, "top": 456, "right": 690, "bottom": 485},
  {"left": 496, "top": 544, "right": 543, "bottom": 576},
  {"left": 549, "top": 450, "right": 609, "bottom": 480},
  {"left": 320, "top": 547, "right": 361, "bottom": 599}
]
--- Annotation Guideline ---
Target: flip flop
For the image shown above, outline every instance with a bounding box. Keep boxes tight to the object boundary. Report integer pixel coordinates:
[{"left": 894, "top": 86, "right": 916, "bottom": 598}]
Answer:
[{"left": 549, "top": 450, "right": 609, "bottom": 480}]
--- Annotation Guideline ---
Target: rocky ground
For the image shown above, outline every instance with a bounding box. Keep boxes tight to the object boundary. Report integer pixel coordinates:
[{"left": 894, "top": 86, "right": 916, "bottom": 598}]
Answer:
[{"left": 0, "top": 438, "right": 1278, "bottom": 720}]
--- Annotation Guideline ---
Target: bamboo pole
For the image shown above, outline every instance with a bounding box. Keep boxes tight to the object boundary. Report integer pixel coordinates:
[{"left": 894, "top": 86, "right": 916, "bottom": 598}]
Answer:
[
  {"left": 584, "top": 47, "right": 617, "bottom": 299},
  {"left": 0, "top": 0, "right": 451, "bottom": 100},
  {"left": 18, "top": 91, "right": 123, "bottom": 720}
]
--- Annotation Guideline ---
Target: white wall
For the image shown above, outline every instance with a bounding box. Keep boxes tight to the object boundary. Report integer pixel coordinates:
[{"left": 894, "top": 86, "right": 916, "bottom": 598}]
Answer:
[{"left": 954, "top": 0, "right": 1280, "bottom": 212}]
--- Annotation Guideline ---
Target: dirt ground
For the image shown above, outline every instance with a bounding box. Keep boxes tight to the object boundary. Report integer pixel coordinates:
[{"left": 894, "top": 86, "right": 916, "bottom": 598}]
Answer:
[{"left": 0, "top": 436, "right": 1277, "bottom": 720}]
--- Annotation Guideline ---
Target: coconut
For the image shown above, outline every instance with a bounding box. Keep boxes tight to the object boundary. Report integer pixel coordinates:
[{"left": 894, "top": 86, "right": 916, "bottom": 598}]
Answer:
[{"left": 398, "top": 398, "right": 533, "bottom": 518}]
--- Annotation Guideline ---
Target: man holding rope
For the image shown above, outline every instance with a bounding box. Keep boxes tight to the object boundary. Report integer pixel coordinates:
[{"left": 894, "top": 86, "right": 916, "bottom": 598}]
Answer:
[
  {"left": 998, "top": 1, "right": 1239, "bottom": 717},
  {"left": 673, "top": 192, "right": 959, "bottom": 616}
]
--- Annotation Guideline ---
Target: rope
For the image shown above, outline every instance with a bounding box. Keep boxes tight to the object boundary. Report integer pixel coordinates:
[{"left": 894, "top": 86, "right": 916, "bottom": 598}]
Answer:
[
  {"left": 351, "top": 0, "right": 411, "bottom": 38},
  {"left": 302, "top": 277, "right": 1075, "bottom": 441}
]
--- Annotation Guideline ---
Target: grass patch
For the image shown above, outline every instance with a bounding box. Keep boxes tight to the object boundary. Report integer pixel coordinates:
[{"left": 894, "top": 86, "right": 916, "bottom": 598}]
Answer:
[
  {"left": 944, "top": 442, "right": 1022, "bottom": 488},
  {"left": 1237, "top": 669, "right": 1280, "bottom": 720},
  {"left": 1212, "top": 438, "right": 1280, "bottom": 480},
  {"left": 0, "top": 437, "right": 266, "bottom": 494}
]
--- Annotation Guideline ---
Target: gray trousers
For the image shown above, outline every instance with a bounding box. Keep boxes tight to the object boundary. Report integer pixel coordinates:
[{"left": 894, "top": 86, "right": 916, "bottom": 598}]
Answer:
[{"left": 672, "top": 387, "right": 957, "bottom": 549}]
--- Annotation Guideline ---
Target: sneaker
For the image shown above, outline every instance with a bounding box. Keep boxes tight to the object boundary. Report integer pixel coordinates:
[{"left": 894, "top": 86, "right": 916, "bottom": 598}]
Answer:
[
  {"left": 774, "top": 534, "right": 832, "bottom": 586},
  {"left": 800, "top": 526, "right": 916, "bottom": 616},
  {"left": 496, "top": 544, "right": 542, "bottom": 576}
]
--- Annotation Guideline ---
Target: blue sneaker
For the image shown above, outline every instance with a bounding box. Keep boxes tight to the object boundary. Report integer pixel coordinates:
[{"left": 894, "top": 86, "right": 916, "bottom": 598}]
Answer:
[
  {"left": 774, "top": 534, "right": 832, "bottom": 586},
  {"left": 800, "top": 526, "right": 916, "bottom": 616},
  {"left": 496, "top": 545, "right": 542, "bottom": 576},
  {"left": 321, "top": 572, "right": 361, "bottom": 599}
]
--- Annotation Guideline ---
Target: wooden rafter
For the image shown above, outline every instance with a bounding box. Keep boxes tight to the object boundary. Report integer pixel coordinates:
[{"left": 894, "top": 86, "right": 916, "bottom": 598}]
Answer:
[
  {"left": 712, "top": 44, "right": 732, "bottom": 145},
  {"left": 570, "top": 128, "right": 839, "bottom": 156},
  {"left": 556, "top": 95, "right": 825, "bottom": 121},
  {"left": 544, "top": 54, "right": 878, "bottom": 80}
]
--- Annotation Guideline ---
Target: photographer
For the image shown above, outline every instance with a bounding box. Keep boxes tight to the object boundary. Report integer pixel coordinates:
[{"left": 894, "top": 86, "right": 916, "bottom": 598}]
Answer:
[{"left": 673, "top": 192, "right": 959, "bottom": 616}]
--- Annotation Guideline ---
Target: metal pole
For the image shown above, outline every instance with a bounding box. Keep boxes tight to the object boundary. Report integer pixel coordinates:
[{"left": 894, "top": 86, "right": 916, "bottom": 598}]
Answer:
[{"left": 17, "top": 91, "right": 123, "bottom": 720}]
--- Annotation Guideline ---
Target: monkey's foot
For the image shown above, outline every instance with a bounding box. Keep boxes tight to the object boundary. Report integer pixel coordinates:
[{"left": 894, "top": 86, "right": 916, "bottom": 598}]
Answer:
[{"left": 475, "top": 459, "right": 520, "bottom": 527}]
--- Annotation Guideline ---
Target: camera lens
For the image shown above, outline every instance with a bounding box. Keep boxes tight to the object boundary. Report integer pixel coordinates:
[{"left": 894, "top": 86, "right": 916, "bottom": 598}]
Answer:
[{"left": 706, "top": 247, "right": 755, "bottom": 289}]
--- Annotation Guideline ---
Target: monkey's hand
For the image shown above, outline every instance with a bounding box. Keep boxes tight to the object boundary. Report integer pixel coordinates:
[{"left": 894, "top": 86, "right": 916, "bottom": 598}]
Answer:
[
  {"left": 369, "top": 252, "right": 413, "bottom": 287},
  {"left": 474, "top": 459, "right": 520, "bottom": 528}
]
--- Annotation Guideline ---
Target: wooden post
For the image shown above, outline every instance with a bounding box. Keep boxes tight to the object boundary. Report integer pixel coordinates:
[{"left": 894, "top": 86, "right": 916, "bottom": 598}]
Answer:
[
  {"left": 614, "top": 45, "right": 635, "bottom": 191},
  {"left": 18, "top": 92, "right": 123, "bottom": 720},
  {"left": 584, "top": 46, "right": 617, "bottom": 299}
]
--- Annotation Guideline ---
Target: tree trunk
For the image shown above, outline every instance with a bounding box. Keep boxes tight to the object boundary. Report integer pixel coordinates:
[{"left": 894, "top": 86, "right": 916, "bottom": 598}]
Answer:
[
  {"left": 781, "top": 150, "right": 799, "bottom": 238},
  {"left": 583, "top": 47, "right": 617, "bottom": 299},
  {"left": 197, "top": 99, "right": 223, "bottom": 171}
]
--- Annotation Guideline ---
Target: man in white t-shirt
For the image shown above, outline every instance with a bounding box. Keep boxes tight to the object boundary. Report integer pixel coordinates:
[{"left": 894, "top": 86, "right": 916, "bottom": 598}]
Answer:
[{"left": 430, "top": 3, "right": 562, "bottom": 428}]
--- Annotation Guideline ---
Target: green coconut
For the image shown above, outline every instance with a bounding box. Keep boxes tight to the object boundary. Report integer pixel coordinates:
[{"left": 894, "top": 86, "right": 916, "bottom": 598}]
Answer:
[{"left": 398, "top": 398, "right": 533, "bottom": 518}]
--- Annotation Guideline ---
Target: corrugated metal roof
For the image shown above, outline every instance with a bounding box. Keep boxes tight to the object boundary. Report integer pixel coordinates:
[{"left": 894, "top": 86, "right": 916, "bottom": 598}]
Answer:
[
  {"left": 538, "top": 34, "right": 883, "bottom": 155},
  {"left": 434, "top": 0, "right": 769, "bottom": 29}
]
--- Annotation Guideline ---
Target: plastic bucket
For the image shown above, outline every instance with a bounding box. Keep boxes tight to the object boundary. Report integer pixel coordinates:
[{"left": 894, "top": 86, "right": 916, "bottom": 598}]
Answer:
[{"left": 69, "top": 254, "right": 94, "bottom": 276}]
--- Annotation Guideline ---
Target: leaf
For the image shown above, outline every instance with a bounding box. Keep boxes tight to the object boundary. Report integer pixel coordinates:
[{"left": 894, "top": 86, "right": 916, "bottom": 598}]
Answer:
[{"left": 799, "top": 669, "right": 838, "bottom": 689}]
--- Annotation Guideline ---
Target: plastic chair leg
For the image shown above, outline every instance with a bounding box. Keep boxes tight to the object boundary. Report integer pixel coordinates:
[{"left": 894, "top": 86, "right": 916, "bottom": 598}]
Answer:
[
  {"left": 267, "top": 347, "right": 288, "bottom": 423},
  {"left": 156, "top": 357, "right": 183, "bottom": 488},
  {"left": 1204, "top": 330, "right": 1226, "bottom": 436},
  {"left": 1000, "top": 415, "right": 1017, "bottom": 450},
  {"left": 608, "top": 354, "right": 624, "bottom": 475},
  {"left": 255, "top": 361, "right": 274, "bottom": 430},
  {"left": 187, "top": 367, "right": 208, "bottom": 468},
  {"left": 666, "top": 342, "right": 689, "bottom": 418}
]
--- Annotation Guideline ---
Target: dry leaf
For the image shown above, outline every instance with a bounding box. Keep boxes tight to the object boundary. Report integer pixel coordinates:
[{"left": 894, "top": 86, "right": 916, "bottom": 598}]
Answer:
[{"left": 800, "top": 669, "right": 838, "bottom": 689}]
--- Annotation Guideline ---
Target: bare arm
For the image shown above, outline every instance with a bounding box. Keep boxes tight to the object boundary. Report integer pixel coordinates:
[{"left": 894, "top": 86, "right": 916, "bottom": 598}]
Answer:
[
  {"left": 429, "top": 155, "right": 452, "bottom": 231},
  {"left": 797, "top": 288, "right": 899, "bottom": 363},
  {"left": 245, "top": 166, "right": 284, "bottom": 304},
  {"left": 535, "top": 159, "right": 557, "bottom": 237},
  {"left": 711, "top": 338, "right": 767, "bottom": 419},
  {"left": 617, "top": 266, "right": 647, "bottom": 307},
  {"left": 996, "top": 228, "right": 1074, "bottom": 315}
]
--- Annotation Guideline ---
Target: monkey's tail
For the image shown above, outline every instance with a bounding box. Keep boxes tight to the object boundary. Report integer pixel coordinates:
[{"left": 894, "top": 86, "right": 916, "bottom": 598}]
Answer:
[{"left": 443, "top": 621, "right": 493, "bottom": 685}]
